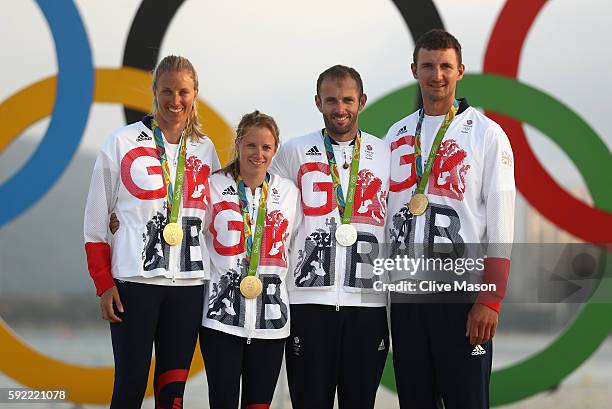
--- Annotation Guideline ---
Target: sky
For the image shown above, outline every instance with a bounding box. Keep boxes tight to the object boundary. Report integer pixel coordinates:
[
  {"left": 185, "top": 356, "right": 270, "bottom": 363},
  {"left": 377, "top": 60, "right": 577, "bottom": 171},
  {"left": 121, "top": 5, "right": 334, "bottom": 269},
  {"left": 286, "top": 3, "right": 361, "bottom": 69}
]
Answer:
[
  {"left": 1, "top": 0, "right": 610, "bottom": 191},
  {"left": 0, "top": 0, "right": 610, "bottom": 208}
]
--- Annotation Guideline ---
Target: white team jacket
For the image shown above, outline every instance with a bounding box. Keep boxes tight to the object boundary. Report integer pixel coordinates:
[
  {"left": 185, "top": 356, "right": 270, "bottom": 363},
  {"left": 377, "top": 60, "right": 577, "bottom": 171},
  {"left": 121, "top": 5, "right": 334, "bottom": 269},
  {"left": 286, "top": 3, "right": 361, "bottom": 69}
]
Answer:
[
  {"left": 269, "top": 130, "right": 390, "bottom": 307},
  {"left": 201, "top": 172, "right": 302, "bottom": 339},
  {"left": 384, "top": 100, "right": 515, "bottom": 287},
  {"left": 83, "top": 117, "right": 220, "bottom": 295}
]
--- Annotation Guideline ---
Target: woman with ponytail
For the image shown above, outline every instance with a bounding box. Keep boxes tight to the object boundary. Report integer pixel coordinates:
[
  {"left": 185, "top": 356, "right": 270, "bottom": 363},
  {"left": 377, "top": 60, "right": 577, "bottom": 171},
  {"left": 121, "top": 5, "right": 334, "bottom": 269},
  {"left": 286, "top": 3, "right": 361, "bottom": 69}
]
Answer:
[
  {"left": 84, "top": 55, "right": 219, "bottom": 408},
  {"left": 200, "top": 111, "right": 302, "bottom": 408}
]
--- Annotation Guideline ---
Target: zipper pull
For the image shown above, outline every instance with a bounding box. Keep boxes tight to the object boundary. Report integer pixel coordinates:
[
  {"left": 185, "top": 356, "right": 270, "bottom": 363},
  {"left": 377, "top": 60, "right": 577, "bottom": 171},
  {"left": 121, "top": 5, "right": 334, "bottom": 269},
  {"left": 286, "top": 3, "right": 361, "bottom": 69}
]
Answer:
[
  {"left": 336, "top": 304, "right": 340, "bottom": 312},
  {"left": 246, "top": 337, "right": 252, "bottom": 345}
]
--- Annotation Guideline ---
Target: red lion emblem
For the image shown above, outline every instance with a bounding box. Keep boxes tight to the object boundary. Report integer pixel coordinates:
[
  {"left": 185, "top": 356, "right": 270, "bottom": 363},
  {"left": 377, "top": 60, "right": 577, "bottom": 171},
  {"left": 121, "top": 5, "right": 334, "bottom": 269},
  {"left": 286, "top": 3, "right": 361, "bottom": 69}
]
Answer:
[
  {"left": 427, "top": 139, "right": 470, "bottom": 200},
  {"left": 261, "top": 210, "right": 289, "bottom": 267},
  {"left": 352, "top": 169, "right": 387, "bottom": 226},
  {"left": 183, "top": 156, "right": 211, "bottom": 210}
]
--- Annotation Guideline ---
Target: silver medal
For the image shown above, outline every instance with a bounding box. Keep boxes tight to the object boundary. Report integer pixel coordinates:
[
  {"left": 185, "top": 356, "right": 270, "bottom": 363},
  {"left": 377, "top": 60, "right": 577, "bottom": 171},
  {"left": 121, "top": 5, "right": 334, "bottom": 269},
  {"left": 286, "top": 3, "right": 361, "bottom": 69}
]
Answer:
[{"left": 335, "top": 224, "right": 358, "bottom": 246}]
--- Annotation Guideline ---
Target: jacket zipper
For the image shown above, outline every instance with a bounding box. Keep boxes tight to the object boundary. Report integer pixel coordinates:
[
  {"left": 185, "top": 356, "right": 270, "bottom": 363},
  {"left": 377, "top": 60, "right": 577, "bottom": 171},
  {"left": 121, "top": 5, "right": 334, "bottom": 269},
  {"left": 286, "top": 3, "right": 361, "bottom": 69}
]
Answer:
[
  {"left": 335, "top": 245, "right": 343, "bottom": 311},
  {"left": 170, "top": 219, "right": 178, "bottom": 283},
  {"left": 247, "top": 298, "right": 255, "bottom": 344},
  {"left": 246, "top": 189, "right": 257, "bottom": 344},
  {"left": 335, "top": 145, "right": 352, "bottom": 312}
]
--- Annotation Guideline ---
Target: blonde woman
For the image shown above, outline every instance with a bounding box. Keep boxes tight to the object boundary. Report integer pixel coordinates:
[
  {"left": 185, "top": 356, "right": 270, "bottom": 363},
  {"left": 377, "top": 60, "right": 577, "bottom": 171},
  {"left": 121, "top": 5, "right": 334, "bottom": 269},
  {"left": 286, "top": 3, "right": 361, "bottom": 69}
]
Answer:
[
  {"left": 84, "top": 55, "right": 219, "bottom": 408},
  {"left": 201, "top": 111, "right": 302, "bottom": 408}
]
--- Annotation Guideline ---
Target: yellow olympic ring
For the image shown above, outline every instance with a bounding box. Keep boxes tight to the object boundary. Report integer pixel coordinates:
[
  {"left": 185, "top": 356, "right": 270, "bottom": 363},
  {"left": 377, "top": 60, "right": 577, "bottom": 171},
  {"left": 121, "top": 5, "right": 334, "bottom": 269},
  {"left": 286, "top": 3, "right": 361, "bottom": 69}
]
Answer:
[
  {"left": 0, "top": 66, "right": 234, "bottom": 404},
  {"left": 0, "top": 66, "right": 234, "bottom": 162}
]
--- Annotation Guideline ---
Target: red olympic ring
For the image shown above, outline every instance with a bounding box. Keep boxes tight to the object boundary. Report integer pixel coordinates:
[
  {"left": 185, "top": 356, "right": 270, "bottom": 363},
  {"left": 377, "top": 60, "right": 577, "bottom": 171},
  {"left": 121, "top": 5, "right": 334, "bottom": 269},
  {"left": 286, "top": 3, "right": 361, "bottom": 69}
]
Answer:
[{"left": 484, "top": 0, "right": 612, "bottom": 243}]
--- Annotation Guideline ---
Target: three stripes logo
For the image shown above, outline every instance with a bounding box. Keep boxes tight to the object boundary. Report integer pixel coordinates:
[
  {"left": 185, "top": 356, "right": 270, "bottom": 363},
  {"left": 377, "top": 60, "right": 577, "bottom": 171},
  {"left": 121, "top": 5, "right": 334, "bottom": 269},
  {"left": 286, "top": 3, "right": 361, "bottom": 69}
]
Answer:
[
  {"left": 306, "top": 145, "right": 322, "bottom": 156},
  {"left": 396, "top": 125, "right": 407, "bottom": 136},
  {"left": 136, "top": 131, "right": 152, "bottom": 142},
  {"left": 471, "top": 344, "right": 487, "bottom": 356},
  {"left": 222, "top": 185, "right": 237, "bottom": 196}
]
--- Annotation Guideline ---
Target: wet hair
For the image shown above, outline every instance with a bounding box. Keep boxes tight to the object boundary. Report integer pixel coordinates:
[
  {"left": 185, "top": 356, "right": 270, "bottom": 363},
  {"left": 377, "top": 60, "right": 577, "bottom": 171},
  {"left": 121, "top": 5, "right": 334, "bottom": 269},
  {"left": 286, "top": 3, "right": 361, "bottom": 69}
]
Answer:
[
  {"left": 413, "top": 29, "right": 462, "bottom": 65},
  {"left": 316, "top": 64, "right": 364, "bottom": 96},
  {"left": 218, "top": 110, "right": 280, "bottom": 180},
  {"left": 151, "top": 55, "right": 205, "bottom": 141}
]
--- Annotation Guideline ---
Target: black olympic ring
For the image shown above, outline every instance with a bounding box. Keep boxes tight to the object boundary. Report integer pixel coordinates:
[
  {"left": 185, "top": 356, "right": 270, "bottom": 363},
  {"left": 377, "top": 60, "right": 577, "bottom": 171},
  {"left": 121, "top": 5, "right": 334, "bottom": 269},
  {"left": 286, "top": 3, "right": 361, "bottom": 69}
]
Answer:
[{"left": 120, "top": 0, "right": 444, "bottom": 123}]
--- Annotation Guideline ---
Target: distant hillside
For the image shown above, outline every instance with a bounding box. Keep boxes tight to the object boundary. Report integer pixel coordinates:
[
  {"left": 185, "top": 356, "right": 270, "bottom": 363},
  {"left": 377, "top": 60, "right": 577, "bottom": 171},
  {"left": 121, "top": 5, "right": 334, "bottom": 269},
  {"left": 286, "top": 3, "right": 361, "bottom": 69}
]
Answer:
[{"left": 1, "top": 137, "right": 97, "bottom": 297}]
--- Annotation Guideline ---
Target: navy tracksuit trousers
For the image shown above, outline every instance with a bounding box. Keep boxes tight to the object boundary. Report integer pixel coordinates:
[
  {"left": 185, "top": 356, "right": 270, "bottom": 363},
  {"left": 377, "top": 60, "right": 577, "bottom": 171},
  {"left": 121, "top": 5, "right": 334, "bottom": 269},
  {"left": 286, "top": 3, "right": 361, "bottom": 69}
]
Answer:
[{"left": 391, "top": 294, "right": 492, "bottom": 409}]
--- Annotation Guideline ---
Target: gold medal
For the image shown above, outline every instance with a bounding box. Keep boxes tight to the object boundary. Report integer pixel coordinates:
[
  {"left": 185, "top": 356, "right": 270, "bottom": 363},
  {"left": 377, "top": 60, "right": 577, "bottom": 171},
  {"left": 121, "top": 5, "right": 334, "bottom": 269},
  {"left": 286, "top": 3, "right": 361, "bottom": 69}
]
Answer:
[
  {"left": 163, "top": 222, "right": 183, "bottom": 246},
  {"left": 240, "top": 276, "right": 263, "bottom": 299},
  {"left": 408, "top": 193, "right": 429, "bottom": 216}
]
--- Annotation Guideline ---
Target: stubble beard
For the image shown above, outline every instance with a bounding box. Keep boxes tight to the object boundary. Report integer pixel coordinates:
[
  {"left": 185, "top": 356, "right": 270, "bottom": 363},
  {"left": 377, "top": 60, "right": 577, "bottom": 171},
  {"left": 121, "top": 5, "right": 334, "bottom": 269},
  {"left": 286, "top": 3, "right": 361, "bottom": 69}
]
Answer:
[{"left": 323, "top": 113, "right": 357, "bottom": 139}]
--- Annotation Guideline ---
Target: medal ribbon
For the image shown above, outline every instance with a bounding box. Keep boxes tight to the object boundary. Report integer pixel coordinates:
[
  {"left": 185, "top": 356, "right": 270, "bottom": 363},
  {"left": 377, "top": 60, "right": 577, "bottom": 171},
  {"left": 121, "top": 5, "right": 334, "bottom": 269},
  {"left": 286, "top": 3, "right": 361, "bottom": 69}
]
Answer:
[
  {"left": 151, "top": 119, "right": 187, "bottom": 224},
  {"left": 322, "top": 129, "right": 361, "bottom": 225},
  {"left": 413, "top": 100, "right": 459, "bottom": 195},
  {"left": 237, "top": 173, "right": 270, "bottom": 277}
]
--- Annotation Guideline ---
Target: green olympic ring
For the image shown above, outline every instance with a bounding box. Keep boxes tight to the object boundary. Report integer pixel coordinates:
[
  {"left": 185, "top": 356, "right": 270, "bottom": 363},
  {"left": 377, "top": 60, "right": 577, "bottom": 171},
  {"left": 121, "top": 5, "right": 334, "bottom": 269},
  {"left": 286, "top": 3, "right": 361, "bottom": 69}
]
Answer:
[{"left": 360, "top": 73, "right": 612, "bottom": 406}]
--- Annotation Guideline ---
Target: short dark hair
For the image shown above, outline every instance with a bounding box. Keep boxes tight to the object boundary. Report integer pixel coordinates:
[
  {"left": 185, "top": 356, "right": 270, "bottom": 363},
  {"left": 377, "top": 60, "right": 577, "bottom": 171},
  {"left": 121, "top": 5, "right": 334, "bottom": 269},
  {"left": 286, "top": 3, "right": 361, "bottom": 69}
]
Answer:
[
  {"left": 316, "top": 65, "right": 364, "bottom": 96},
  {"left": 413, "top": 29, "right": 462, "bottom": 65}
]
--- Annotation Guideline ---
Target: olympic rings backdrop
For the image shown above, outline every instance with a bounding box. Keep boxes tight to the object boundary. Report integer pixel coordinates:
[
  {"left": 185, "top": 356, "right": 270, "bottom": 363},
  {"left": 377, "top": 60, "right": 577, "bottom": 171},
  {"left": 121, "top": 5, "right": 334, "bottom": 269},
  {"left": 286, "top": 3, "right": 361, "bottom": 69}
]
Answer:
[{"left": 0, "top": 0, "right": 610, "bottom": 406}]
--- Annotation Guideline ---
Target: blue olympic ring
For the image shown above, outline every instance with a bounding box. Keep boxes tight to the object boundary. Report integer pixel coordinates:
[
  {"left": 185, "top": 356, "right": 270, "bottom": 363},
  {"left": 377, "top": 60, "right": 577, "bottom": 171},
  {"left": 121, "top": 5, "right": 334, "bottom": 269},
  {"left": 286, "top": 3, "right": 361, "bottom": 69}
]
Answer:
[{"left": 0, "top": 0, "right": 93, "bottom": 227}]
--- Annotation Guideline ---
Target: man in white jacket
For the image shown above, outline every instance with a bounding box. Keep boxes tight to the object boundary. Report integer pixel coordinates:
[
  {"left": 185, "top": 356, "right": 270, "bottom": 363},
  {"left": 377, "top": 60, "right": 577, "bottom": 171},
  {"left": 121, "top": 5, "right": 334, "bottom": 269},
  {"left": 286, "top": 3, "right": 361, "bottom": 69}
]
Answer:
[
  {"left": 385, "top": 29, "right": 515, "bottom": 409},
  {"left": 270, "top": 65, "right": 390, "bottom": 409}
]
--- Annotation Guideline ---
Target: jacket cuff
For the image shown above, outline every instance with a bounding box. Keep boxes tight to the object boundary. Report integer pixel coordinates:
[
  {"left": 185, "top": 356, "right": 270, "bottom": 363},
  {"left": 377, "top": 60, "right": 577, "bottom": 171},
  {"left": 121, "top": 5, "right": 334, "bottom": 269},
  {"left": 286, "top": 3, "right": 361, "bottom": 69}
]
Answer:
[
  {"left": 478, "top": 301, "right": 501, "bottom": 313},
  {"left": 475, "top": 257, "right": 510, "bottom": 313},
  {"left": 85, "top": 242, "right": 115, "bottom": 296}
]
